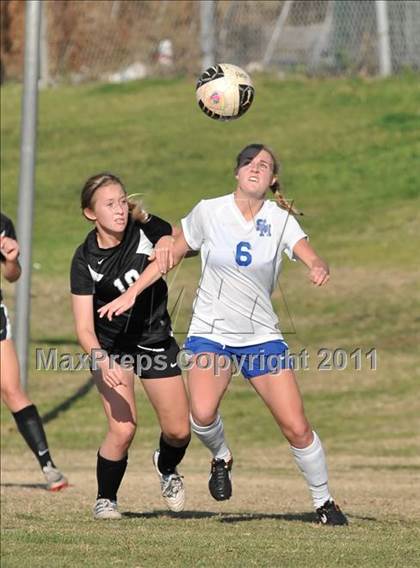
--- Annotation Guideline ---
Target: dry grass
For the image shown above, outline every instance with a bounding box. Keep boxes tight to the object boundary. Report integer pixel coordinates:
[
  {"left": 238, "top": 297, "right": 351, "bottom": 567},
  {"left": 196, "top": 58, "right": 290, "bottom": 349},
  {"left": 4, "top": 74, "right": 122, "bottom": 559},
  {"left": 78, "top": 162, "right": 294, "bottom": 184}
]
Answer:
[{"left": 1, "top": 447, "right": 420, "bottom": 567}]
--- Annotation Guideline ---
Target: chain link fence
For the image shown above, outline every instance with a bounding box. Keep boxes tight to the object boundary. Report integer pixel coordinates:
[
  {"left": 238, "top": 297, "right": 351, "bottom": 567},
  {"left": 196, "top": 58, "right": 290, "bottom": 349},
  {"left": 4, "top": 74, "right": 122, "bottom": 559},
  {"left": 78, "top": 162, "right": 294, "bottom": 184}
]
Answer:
[
  {"left": 217, "top": 0, "right": 420, "bottom": 75},
  {"left": 1, "top": 0, "right": 419, "bottom": 84}
]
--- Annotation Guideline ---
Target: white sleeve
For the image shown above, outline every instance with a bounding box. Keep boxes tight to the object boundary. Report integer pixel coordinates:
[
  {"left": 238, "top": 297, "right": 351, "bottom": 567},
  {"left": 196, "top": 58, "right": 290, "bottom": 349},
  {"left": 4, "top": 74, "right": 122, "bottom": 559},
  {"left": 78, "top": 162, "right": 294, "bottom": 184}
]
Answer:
[
  {"left": 281, "top": 214, "right": 308, "bottom": 261},
  {"left": 181, "top": 200, "right": 206, "bottom": 251}
]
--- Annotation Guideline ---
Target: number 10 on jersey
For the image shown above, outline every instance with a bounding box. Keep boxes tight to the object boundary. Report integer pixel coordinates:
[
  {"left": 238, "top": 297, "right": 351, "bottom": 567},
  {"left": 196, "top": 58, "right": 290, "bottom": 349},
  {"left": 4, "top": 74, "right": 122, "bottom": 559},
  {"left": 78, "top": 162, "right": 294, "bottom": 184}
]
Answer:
[{"left": 113, "top": 269, "right": 140, "bottom": 293}]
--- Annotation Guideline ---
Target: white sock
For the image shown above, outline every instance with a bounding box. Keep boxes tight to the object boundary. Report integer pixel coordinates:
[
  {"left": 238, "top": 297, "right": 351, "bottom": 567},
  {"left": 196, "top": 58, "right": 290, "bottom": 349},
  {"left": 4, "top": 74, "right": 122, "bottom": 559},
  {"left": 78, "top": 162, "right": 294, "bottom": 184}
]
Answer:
[
  {"left": 190, "top": 414, "right": 231, "bottom": 461},
  {"left": 290, "top": 431, "right": 332, "bottom": 509}
]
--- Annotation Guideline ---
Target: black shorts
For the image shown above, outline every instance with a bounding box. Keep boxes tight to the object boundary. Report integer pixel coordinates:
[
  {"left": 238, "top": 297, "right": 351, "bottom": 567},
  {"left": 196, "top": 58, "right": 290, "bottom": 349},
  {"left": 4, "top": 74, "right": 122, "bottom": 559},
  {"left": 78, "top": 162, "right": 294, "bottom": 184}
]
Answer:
[
  {"left": 0, "top": 303, "right": 12, "bottom": 341},
  {"left": 106, "top": 337, "right": 182, "bottom": 379}
]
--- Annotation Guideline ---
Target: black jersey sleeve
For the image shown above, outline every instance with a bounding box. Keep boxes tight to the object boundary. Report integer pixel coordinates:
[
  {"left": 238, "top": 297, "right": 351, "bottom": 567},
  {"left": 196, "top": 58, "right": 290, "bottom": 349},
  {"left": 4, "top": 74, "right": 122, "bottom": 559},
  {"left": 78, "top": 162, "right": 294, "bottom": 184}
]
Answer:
[
  {"left": 0, "top": 213, "right": 18, "bottom": 262},
  {"left": 139, "top": 215, "right": 172, "bottom": 245},
  {"left": 1, "top": 214, "right": 17, "bottom": 240},
  {"left": 70, "top": 245, "right": 94, "bottom": 295}
]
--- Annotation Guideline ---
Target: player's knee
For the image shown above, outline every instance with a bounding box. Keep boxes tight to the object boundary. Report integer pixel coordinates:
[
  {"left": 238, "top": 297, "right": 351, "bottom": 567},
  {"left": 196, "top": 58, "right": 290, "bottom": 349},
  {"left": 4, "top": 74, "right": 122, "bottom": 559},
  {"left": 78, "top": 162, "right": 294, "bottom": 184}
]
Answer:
[
  {"left": 191, "top": 408, "right": 218, "bottom": 428},
  {"left": 283, "top": 421, "right": 312, "bottom": 447},
  {"left": 0, "top": 383, "right": 11, "bottom": 405},
  {"left": 110, "top": 422, "right": 137, "bottom": 449},
  {"left": 1, "top": 383, "right": 25, "bottom": 408},
  {"left": 162, "top": 425, "right": 191, "bottom": 445}
]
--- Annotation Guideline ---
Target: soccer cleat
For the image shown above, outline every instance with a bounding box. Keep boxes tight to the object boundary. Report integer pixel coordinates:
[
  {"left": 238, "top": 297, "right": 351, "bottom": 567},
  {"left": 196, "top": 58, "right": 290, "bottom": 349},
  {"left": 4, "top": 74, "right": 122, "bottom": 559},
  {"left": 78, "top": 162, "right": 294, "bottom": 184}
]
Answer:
[
  {"left": 153, "top": 450, "right": 185, "bottom": 512},
  {"left": 42, "top": 463, "right": 68, "bottom": 492},
  {"left": 316, "top": 499, "right": 348, "bottom": 526},
  {"left": 93, "top": 498, "right": 122, "bottom": 520},
  {"left": 208, "top": 456, "right": 233, "bottom": 501}
]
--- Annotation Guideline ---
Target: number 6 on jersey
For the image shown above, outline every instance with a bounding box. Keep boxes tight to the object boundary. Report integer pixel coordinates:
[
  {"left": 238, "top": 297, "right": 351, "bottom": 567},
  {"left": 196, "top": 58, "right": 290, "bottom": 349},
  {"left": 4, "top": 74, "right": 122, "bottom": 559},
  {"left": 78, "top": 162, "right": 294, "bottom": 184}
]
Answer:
[{"left": 235, "top": 241, "right": 252, "bottom": 266}]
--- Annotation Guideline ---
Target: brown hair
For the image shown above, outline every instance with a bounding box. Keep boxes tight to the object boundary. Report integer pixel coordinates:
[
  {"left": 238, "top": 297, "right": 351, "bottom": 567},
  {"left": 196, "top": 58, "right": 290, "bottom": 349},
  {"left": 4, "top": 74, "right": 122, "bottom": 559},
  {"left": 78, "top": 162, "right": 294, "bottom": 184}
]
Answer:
[
  {"left": 235, "top": 144, "right": 302, "bottom": 216},
  {"left": 80, "top": 172, "right": 149, "bottom": 223}
]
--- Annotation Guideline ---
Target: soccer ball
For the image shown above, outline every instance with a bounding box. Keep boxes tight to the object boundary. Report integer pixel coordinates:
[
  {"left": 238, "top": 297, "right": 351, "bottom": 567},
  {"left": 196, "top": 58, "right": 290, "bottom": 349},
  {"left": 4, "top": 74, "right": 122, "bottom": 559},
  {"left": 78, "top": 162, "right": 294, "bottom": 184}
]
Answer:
[{"left": 196, "top": 63, "right": 254, "bottom": 121}]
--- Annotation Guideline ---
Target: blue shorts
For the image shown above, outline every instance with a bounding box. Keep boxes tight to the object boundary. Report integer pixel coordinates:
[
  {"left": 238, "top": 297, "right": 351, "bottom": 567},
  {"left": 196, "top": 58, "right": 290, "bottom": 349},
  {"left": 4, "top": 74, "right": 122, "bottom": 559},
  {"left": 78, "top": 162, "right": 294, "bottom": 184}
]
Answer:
[{"left": 183, "top": 336, "right": 291, "bottom": 380}]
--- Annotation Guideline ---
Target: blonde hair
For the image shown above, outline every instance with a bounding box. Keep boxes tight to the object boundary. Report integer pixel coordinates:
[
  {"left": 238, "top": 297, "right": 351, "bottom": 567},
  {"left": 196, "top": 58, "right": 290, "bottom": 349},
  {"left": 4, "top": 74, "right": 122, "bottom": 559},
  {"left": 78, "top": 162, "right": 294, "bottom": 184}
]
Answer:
[{"left": 127, "top": 197, "right": 149, "bottom": 223}]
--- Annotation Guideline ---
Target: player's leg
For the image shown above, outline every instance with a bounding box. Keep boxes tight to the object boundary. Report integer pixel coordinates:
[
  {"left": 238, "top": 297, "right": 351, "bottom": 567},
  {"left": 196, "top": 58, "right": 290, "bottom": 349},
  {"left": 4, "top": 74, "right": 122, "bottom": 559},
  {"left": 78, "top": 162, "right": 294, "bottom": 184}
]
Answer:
[
  {"left": 141, "top": 374, "right": 190, "bottom": 512},
  {"left": 250, "top": 368, "right": 347, "bottom": 525},
  {"left": 187, "top": 351, "right": 233, "bottom": 501},
  {"left": 188, "top": 350, "right": 232, "bottom": 455},
  {"left": 0, "top": 335, "right": 68, "bottom": 491},
  {"left": 92, "top": 365, "right": 137, "bottom": 519},
  {"left": 0, "top": 338, "right": 32, "bottom": 411}
]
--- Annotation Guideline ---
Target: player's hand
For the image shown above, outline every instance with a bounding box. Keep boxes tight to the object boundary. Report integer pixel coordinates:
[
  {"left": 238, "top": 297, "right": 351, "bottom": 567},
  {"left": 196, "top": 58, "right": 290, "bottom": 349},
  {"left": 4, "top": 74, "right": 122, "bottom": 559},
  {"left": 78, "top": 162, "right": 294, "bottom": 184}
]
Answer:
[
  {"left": 97, "top": 288, "right": 137, "bottom": 321},
  {"left": 148, "top": 235, "right": 175, "bottom": 274},
  {"left": 98, "top": 357, "right": 127, "bottom": 389},
  {"left": 0, "top": 236, "right": 20, "bottom": 262},
  {"left": 309, "top": 260, "right": 330, "bottom": 286}
]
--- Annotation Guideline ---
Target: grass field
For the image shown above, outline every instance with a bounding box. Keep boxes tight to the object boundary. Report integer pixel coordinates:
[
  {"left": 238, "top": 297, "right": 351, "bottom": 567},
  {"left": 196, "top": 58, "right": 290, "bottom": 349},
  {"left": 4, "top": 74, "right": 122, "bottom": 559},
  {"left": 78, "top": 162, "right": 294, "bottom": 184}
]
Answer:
[{"left": 1, "top": 73, "right": 420, "bottom": 567}]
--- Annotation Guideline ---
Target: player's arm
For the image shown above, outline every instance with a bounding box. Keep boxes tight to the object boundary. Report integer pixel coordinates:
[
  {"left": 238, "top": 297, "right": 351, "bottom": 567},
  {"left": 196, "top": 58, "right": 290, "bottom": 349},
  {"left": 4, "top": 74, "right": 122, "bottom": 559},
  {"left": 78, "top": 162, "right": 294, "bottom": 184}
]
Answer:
[
  {"left": 71, "top": 294, "right": 103, "bottom": 354},
  {"left": 71, "top": 294, "right": 127, "bottom": 388},
  {"left": 172, "top": 225, "right": 182, "bottom": 238},
  {"left": 98, "top": 231, "right": 192, "bottom": 321},
  {"left": 0, "top": 236, "right": 21, "bottom": 282},
  {"left": 150, "top": 224, "right": 198, "bottom": 272},
  {"left": 142, "top": 215, "right": 175, "bottom": 272},
  {"left": 292, "top": 238, "right": 330, "bottom": 287}
]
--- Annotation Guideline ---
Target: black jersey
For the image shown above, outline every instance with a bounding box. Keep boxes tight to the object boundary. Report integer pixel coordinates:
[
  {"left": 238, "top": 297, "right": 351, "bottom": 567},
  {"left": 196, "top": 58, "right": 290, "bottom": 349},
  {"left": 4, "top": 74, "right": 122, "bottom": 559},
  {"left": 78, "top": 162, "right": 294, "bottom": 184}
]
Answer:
[
  {"left": 70, "top": 215, "right": 173, "bottom": 351},
  {"left": 0, "top": 213, "right": 17, "bottom": 260},
  {"left": 1, "top": 213, "right": 18, "bottom": 302}
]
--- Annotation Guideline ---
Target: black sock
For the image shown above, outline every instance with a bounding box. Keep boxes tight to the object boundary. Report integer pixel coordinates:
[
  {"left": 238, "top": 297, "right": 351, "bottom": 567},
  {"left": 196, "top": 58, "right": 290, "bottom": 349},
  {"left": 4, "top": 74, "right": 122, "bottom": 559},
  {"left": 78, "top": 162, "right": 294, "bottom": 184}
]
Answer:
[
  {"left": 96, "top": 452, "right": 128, "bottom": 502},
  {"left": 157, "top": 433, "right": 190, "bottom": 475},
  {"left": 12, "top": 404, "right": 54, "bottom": 469}
]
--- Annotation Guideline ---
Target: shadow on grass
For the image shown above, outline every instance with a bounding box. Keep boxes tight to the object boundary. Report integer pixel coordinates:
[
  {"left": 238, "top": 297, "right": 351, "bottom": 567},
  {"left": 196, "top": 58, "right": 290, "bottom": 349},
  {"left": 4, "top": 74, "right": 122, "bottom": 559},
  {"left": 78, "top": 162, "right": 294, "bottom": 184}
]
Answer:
[
  {"left": 41, "top": 377, "right": 94, "bottom": 424},
  {"left": 1, "top": 482, "right": 73, "bottom": 492},
  {"left": 123, "top": 511, "right": 329, "bottom": 524},
  {"left": 34, "top": 337, "right": 80, "bottom": 346},
  {"left": 123, "top": 510, "right": 219, "bottom": 520},
  {"left": 346, "top": 513, "right": 377, "bottom": 522},
  {"left": 1, "top": 483, "right": 46, "bottom": 490},
  {"left": 221, "top": 512, "right": 377, "bottom": 524},
  {"left": 219, "top": 512, "right": 317, "bottom": 524},
  {"left": 123, "top": 510, "right": 378, "bottom": 524}
]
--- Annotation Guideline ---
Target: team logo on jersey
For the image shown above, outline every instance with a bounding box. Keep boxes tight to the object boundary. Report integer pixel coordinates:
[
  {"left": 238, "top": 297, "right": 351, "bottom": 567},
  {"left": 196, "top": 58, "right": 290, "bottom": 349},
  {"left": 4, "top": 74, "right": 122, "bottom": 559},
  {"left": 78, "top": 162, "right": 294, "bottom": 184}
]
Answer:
[
  {"left": 88, "top": 265, "right": 104, "bottom": 282},
  {"left": 256, "top": 219, "right": 271, "bottom": 237}
]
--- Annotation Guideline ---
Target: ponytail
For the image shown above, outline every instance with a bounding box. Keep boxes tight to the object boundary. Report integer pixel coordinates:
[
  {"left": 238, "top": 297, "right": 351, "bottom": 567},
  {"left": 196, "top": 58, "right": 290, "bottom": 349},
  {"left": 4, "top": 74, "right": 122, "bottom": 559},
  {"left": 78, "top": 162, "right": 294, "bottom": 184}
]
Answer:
[
  {"left": 270, "top": 179, "right": 303, "bottom": 217},
  {"left": 127, "top": 198, "right": 150, "bottom": 223}
]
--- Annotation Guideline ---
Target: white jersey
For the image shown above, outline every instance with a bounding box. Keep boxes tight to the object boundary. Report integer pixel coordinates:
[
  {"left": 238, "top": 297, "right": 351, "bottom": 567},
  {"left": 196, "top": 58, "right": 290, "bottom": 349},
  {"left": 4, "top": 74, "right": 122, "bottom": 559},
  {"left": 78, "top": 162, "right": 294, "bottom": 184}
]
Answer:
[{"left": 181, "top": 193, "right": 307, "bottom": 346}]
